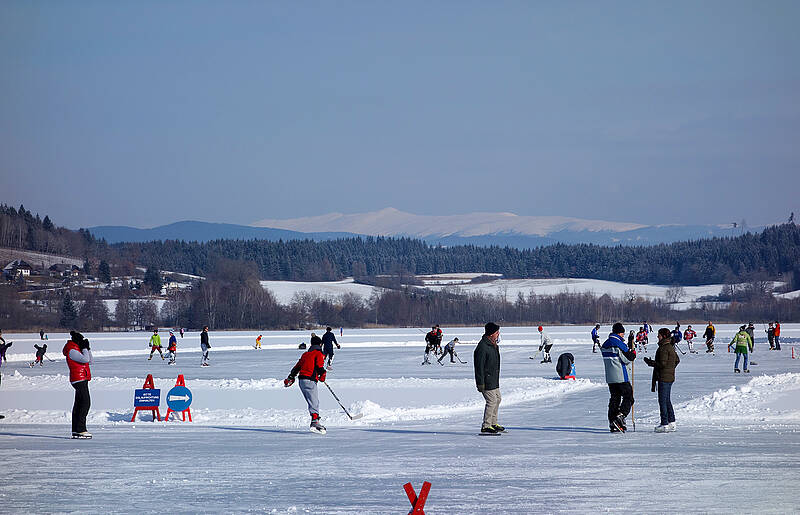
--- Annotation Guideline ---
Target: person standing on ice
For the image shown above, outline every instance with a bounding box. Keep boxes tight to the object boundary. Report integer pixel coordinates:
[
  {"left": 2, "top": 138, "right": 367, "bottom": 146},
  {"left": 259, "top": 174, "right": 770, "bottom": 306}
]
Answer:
[
  {"left": 644, "top": 328, "right": 680, "bottom": 433},
  {"left": 321, "top": 326, "right": 340, "bottom": 369},
  {"left": 601, "top": 322, "right": 636, "bottom": 433},
  {"left": 635, "top": 327, "right": 648, "bottom": 353},
  {"left": 766, "top": 322, "right": 775, "bottom": 350},
  {"left": 284, "top": 333, "right": 328, "bottom": 434},
  {"left": 538, "top": 326, "right": 553, "bottom": 363},
  {"left": 433, "top": 325, "right": 443, "bottom": 356},
  {"left": 148, "top": 329, "right": 164, "bottom": 360},
  {"left": 474, "top": 322, "right": 504, "bottom": 434},
  {"left": 774, "top": 321, "right": 782, "bottom": 350},
  {"left": 63, "top": 331, "right": 93, "bottom": 439},
  {"left": 0, "top": 337, "right": 12, "bottom": 366},
  {"left": 683, "top": 325, "right": 697, "bottom": 353},
  {"left": 591, "top": 324, "right": 601, "bottom": 353},
  {"left": 745, "top": 323, "right": 756, "bottom": 354},
  {"left": 166, "top": 330, "right": 177, "bottom": 364},
  {"left": 200, "top": 326, "right": 211, "bottom": 367},
  {"left": 438, "top": 337, "right": 459, "bottom": 364},
  {"left": 728, "top": 325, "right": 753, "bottom": 373},
  {"left": 179, "top": 327, "right": 184, "bottom": 338},
  {"left": 703, "top": 322, "right": 716, "bottom": 353},
  {"left": 423, "top": 327, "right": 437, "bottom": 364}
]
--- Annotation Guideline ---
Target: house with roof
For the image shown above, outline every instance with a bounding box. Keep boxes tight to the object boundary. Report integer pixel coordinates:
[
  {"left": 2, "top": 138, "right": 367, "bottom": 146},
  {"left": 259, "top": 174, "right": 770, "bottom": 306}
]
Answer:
[{"left": 3, "top": 259, "right": 33, "bottom": 279}]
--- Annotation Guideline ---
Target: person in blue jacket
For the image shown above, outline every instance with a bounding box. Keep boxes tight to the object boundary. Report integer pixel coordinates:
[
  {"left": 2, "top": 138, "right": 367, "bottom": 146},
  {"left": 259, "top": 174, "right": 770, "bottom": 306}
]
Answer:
[
  {"left": 601, "top": 322, "right": 637, "bottom": 432},
  {"left": 591, "top": 324, "right": 601, "bottom": 353}
]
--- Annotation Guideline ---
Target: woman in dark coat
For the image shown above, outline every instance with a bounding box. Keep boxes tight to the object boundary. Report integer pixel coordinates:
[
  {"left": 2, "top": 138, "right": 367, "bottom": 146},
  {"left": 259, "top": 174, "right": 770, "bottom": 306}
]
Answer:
[{"left": 644, "top": 328, "right": 680, "bottom": 433}]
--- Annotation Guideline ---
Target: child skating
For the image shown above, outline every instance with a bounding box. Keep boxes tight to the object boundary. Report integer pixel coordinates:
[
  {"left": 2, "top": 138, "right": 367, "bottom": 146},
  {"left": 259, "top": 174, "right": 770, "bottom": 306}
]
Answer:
[
  {"left": 30, "top": 343, "right": 47, "bottom": 367},
  {"left": 166, "top": 330, "right": 177, "bottom": 364},
  {"left": 148, "top": 329, "right": 164, "bottom": 360}
]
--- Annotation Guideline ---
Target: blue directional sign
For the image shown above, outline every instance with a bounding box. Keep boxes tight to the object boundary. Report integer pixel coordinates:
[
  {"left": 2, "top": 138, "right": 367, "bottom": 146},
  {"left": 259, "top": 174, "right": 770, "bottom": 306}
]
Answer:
[
  {"left": 134, "top": 389, "right": 161, "bottom": 407},
  {"left": 166, "top": 385, "right": 193, "bottom": 412}
]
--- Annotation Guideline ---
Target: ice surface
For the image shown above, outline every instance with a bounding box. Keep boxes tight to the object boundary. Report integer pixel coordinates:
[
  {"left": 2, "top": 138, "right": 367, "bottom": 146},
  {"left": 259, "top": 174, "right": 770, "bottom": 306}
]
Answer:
[{"left": 2, "top": 325, "right": 799, "bottom": 513}]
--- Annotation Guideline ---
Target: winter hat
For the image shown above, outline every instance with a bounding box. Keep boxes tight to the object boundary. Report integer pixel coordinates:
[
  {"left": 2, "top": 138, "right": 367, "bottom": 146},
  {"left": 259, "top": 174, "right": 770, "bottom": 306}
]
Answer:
[
  {"left": 310, "top": 334, "right": 323, "bottom": 347},
  {"left": 611, "top": 322, "right": 625, "bottom": 334},
  {"left": 484, "top": 322, "right": 500, "bottom": 336},
  {"left": 70, "top": 331, "right": 85, "bottom": 343}
]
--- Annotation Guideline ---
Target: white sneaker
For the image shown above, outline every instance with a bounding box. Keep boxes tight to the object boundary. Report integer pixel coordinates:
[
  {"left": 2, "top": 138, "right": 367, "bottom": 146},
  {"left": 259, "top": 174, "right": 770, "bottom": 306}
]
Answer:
[
  {"left": 668, "top": 422, "right": 677, "bottom": 432},
  {"left": 654, "top": 425, "right": 669, "bottom": 433}
]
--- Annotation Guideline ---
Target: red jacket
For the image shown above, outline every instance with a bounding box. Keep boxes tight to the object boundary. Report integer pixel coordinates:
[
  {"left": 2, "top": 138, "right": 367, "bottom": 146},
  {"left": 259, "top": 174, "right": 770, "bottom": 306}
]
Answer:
[
  {"left": 290, "top": 347, "right": 326, "bottom": 382},
  {"left": 63, "top": 340, "right": 91, "bottom": 383},
  {"left": 774, "top": 323, "right": 781, "bottom": 337}
]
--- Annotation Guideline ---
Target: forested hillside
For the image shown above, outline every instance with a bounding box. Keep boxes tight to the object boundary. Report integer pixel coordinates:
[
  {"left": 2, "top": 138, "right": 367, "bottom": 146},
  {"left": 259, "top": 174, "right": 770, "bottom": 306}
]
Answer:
[{"left": 2, "top": 203, "right": 799, "bottom": 287}]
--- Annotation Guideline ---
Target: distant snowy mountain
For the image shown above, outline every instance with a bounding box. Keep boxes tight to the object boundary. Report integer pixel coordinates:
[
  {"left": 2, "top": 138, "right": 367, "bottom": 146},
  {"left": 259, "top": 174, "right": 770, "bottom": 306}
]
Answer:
[
  {"left": 252, "top": 208, "right": 745, "bottom": 247},
  {"left": 88, "top": 209, "right": 750, "bottom": 247}
]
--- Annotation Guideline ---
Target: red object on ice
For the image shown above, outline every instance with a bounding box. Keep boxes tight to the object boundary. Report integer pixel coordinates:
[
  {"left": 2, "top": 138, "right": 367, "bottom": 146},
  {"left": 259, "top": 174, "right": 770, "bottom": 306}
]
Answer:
[
  {"left": 131, "top": 374, "right": 161, "bottom": 422},
  {"left": 561, "top": 375, "right": 576, "bottom": 380},
  {"left": 164, "top": 374, "right": 193, "bottom": 422},
  {"left": 404, "top": 481, "right": 431, "bottom": 515}
]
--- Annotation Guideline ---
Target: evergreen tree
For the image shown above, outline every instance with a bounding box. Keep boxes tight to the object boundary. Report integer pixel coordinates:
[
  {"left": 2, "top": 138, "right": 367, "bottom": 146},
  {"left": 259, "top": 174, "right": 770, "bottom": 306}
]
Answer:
[
  {"left": 98, "top": 260, "right": 112, "bottom": 284},
  {"left": 60, "top": 292, "right": 78, "bottom": 328},
  {"left": 83, "top": 259, "right": 92, "bottom": 276},
  {"left": 143, "top": 266, "right": 163, "bottom": 294},
  {"left": 42, "top": 215, "right": 54, "bottom": 231}
]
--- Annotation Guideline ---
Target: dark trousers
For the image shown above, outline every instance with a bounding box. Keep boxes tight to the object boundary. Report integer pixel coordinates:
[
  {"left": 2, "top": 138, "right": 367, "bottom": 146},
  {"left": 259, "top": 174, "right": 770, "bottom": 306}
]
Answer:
[
  {"left": 71, "top": 380, "right": 91, "bottom": 433},
  {"left": 608, "top": 382, "right": 634, "bottom": 422},
  {"left": 775, "top": 336, "right": 781, "bottom": 350},
  {"left": 657, "top": 381, "right": 675, "bottom": 426},
  {"left": 438, "top": 347, "right": 454, "bottom": 362}
]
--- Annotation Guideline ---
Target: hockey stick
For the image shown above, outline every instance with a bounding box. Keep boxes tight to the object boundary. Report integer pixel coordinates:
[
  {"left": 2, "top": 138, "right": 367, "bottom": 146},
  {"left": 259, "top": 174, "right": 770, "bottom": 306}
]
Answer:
[
  {"left": 323, "top": 381, "right": 363, "bottom": 420},
  {"left": 529, "top": 349, "right": 542, "bottom": 361},
  {"left": 454, "top": 353, "right": 467, "bottom": 364},
  {"left": 630, "top": 356, "right": 636, "bottom": 432},
  {"left": 43, "top": 353, "right": 56, "bottom": 362},
  {"left": 673, "top": 341, "right": 687, "bottom": 355}
]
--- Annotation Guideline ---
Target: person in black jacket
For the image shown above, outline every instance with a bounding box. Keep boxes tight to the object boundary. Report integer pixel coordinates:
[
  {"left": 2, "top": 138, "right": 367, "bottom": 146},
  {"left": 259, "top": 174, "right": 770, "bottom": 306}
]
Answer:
[
  {"left": 474, "top": 322, "right": 503, "bottom": 434},
  {"left": 200, "top": 326, "right": 210, "bottom": 367},
  {"left": 644, "top": 328, "right": 680, "bottom": 432},
  {"left": 321, "top": 326, "right": 340, "bottom": 369},
  {"left": 31, "top": 343, "right": 47, "bottom": 367}
]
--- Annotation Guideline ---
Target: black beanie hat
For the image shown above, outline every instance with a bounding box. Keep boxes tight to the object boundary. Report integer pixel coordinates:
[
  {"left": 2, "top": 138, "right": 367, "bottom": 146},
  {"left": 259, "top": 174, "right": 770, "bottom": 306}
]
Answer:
[
  {"left": 310, "top": 334, "right": 322, "bottom": 347},
  {"left": 612, "top": 322, "right": 625, "bottom": 334},
  {"left": 484, "top": 322, "right": 500, "bottom": 336},
  {"left": 70, "top": 331, "right": 84, "bottom": 343}
]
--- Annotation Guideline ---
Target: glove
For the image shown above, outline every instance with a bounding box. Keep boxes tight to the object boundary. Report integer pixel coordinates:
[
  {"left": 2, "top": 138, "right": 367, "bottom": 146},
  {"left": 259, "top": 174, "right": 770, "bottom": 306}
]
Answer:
[
  {"left": 643, "top": 357, "right": 654, "bottom": 366},
  {"left": 318, "top": 372, "right": 326, "bottom": 383},
  {"left": 538, "top": 345, "right": 543, "bottom": 352},
  {"left": 476, "top": 384, "right": 485, "bottom": 392},
  {"left": 79, "top": 339, "right": 90, "bottom": 350},
  {"left": 336, "top": 344, "right": 341, "bottom": 349},
  {"left": 283, "top": 376, "right": 295, "bottom": 388}
]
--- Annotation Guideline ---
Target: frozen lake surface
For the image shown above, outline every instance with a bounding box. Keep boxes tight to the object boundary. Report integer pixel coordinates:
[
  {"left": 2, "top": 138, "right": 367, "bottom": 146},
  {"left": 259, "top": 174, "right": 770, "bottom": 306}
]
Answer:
[{"left": 2, "top": 324, "right": 799, "bottom": 513}]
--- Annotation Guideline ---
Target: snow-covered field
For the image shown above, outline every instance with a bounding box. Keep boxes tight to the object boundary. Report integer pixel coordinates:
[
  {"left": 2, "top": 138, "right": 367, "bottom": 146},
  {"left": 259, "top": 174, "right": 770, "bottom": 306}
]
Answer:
[
  {"left": 2, "top": 325, "right": 800, "bottom": 513},
  {"left": 257, "top": 274, "right": 792, "bottom": 309}
]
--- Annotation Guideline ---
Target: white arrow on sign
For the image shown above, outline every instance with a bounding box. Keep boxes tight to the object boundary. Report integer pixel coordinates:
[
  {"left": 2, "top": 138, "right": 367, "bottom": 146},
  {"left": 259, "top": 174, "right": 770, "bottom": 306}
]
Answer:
[{"left": 168, "top": 395, "right": 190, "bottom": 402}]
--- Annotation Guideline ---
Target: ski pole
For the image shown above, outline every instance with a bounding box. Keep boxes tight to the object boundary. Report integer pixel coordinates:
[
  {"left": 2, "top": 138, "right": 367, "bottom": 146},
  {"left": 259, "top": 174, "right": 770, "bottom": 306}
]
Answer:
[
  {"left": 323, "top": 381, "right": 363, "bottom": 420},
  {"left": 631, "top": 356, "right": 636, "bottom": 432}
]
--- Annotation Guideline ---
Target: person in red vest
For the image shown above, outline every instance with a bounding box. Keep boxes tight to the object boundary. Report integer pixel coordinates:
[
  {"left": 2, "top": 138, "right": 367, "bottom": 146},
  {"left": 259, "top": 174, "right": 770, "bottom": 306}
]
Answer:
[
  {"left": 774, "top": 321, "right": 782, "bottom": 350},
  {"left": 63, "top": 331, "right": 93, "bottom": 439},
  {"left": 284, "top": 333, "right": 328, "bottom": 434}
]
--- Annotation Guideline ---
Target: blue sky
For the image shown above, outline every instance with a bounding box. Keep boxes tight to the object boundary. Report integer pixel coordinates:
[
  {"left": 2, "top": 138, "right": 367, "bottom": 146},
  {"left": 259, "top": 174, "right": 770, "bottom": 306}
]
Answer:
[{"left": 1, "top": 1, "right": 798, "bottom": 229}]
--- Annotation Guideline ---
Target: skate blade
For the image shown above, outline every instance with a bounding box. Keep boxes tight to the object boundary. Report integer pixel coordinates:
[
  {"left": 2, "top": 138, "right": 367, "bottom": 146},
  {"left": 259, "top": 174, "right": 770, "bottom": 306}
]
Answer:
[
  {"left": 309, "top": 427, "right": 327, "bottom": 435},
  {"left": 349, "top": 413, "right": 364, "bottom": 420}
]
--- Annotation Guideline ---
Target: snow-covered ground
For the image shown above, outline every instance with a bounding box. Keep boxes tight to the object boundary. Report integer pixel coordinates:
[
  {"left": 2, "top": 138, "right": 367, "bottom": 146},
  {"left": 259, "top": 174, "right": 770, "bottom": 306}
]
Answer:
[
  {"left": 2, "top": 325, "right": 799, "bottom": 513},
  {"left": 257, "top": 274, "right": 781, "bottom": 310}
]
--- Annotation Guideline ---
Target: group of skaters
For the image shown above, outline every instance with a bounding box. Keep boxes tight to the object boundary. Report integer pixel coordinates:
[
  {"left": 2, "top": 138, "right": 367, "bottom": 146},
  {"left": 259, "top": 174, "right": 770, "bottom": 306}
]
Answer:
[{"left": 422, "top": 325, "right": 465, "bottom": 365}]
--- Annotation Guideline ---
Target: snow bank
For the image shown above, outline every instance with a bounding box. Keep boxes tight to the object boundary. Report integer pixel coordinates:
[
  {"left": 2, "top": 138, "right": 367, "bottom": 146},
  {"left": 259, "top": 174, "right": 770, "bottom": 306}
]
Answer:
[{"left": 676, "top": 373, "right": 800, "bottom": 424}]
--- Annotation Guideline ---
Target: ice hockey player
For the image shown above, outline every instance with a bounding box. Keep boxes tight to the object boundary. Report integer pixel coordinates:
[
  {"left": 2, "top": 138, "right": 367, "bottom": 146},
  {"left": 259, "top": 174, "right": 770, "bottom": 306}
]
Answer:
[
  {"left": 643, "top": 327, "right": 680, "bottom": 433},
  {"left": 148, "top": 329, "right": 164, "bottom": 360},
  {"left": 591, "top": 324, "right": 601, "bottom": 353},
  {"left": 321, "top": 327, "right": 340, "bottom": 369},
  {"left": 434, "top": 325, "right": 443, "bottom": 356},
  {"left": 643, "top": 321, "right": 652, "bottom": 339},
  {"left": 671, "top": 324, "right": 682, "bottom": 345},
  {"left": 538, "top": 326, "right": 553, "bottom": 363},
  {"left": 683, "top": 325, "right": 697, "bottom": 353},
  {"left": 255, "top": 335, "right": 262, "bottom": 349},
  {"left": 601, "top": 322, "right": 636, "bottom": 433},
  {"left": 424, "top": 327, "right": 437, "bottom": 363},
  {"left": 728, "top": 325, "right": 753, "bottom": 373},
  {"left": 166, "top": 330, "right": 177, "bottom": 365},
  {"left": 774, "top": 321, "right": 782, "bottom": 350},
  {"left": 284, "top": 334, "right": 327, "bottom": 434},
  {"left": 30, "top": 343, "right": 47, "bottom": 367},
  {"left": 438, "top": 337, "right": 459, "bottom": 364},
  {"left": 556, "top": 352, "right": 575, "bottom": 380},
  {"left": 635, "top": 327, "right": 648, "bottom": 353},
  {"left": 745, "top": 323, "right": 756, "bottom": 354},
  {"left": 0, "top": 337, "right": 12, "bottom": 366},
  {"left": 200, "top": 326, "right": 210, "bottom": 366},
  {"left": 703, "top": 322, "right": 716, "bottom": 353},
  {"left": 766, "top": 322, "right": 775, "bottom": 350}
]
